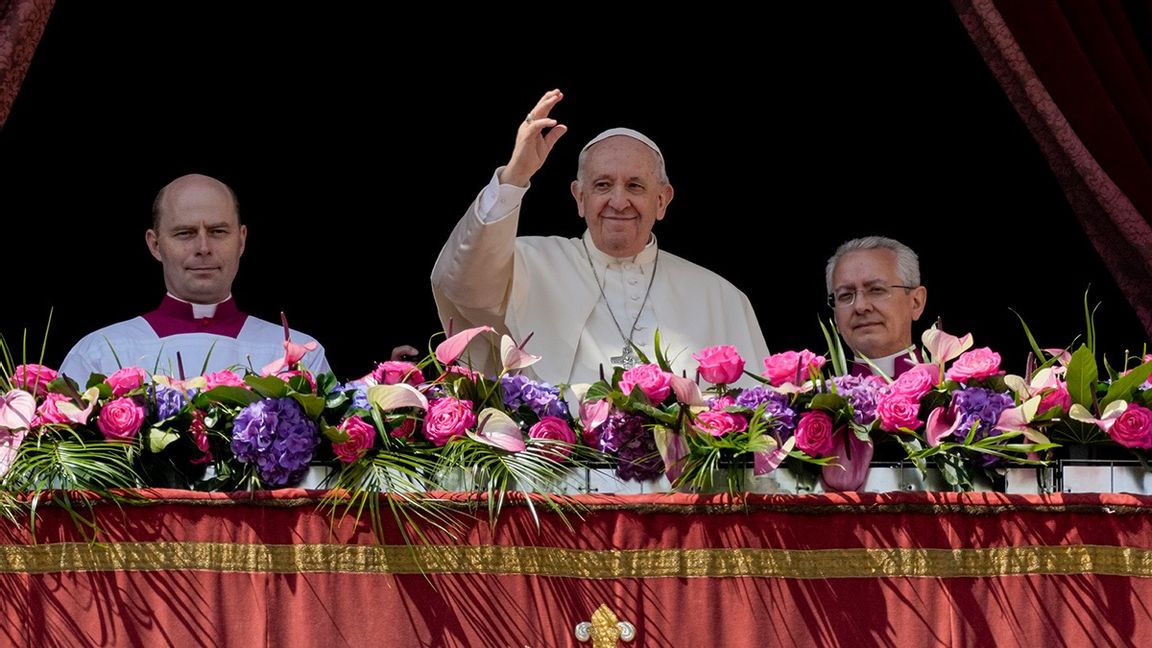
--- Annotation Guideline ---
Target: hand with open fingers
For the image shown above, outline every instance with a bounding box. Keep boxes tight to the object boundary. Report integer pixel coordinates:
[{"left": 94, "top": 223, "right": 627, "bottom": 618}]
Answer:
[{"left": 500, "top": 88, "right": 569, "bottom": 187}]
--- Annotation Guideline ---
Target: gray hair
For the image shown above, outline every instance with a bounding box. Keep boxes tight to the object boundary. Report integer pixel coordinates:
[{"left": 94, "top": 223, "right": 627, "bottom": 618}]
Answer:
[
  {"left": 576, "top": 130, "right": 669, "bottom": 185},
  {"left": 825, "top": 236, "right": 920, "bottom": 293}
]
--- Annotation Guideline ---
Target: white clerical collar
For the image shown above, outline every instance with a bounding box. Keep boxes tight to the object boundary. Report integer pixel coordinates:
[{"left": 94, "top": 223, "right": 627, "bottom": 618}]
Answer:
[
  {"left": 581, "top": 230, "right": 658, "bottom": 266},
  {"left": 854, "top": 346, "right": 916, "bottom": 377},
  {"left": 166, "top": 293, "right": 233, "bottom": 319}
]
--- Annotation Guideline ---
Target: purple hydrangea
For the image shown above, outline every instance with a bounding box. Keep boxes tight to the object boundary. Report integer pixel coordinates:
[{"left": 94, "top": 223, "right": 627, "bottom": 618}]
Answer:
[
  {"left": 598, "top": 412, "right": 664, "bottom": 482},
  {"left": 341, "top": 382, "right": 371, "bottom": 411},
  {"left": 952, "top": 386, "right": 1014, "bottom": 444},
  {"left": 830, "top": 375, "right": 883, "bottom": 426},
  {"left": 500, "top": 374, "right": 567, "bottom": 419},
  {"left": 152, "top": 385, "right": 188, "bottom": 420},
  {"left": 231, "top": 397, "right": 319, "bottom": 487},
  {"left": 735, "top": 386, "right": 797, "bottom": 439}
]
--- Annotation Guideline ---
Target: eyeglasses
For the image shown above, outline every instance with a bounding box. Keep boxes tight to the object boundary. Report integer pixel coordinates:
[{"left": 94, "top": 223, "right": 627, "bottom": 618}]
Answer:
[{"left": 827, "top": 285, "right": 916, "bottom": 309}]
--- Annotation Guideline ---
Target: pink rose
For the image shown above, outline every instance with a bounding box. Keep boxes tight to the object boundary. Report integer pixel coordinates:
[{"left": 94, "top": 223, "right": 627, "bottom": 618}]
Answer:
[
  {"left": 695, "top": 410, "right": 748, "bottom": 438},
  {"left": 945, "top": 347, "right": 1002, "bottom": 382},
  {"left": 691, "top": 345, "right": 745, "bottom": 385},
  {"left": 372, "top": 361, "right": 425, "bottom": 386},
  {"left": 422, "top": 397, "right": 476, "bottom": 446},
  {"left": 761, "top": 350, "right": 826, "bottom": 387},
  {"left": 1109, "top": 404, "right": 1152, "bottom": 449},
  {"left": 96, "top": 397, "right": 146, "bottom": 442},
  {"left": 710, "top": 395, "right": 736, "bottom": 410},
  {"left": 886, "top": 364, "right": 939, "bottom": 401},
  {"left": 106, "top": 367, "right": 146, "bottom": 397},
  {"left": 618, "top": 364, "right": 674, "bottom": 403},
  {"left": 33, "top": 393, "right": 72, "bottom": 428},
  {"left": 1037, "top": 384, "right": 1072, "bottom": 416},
  {"left": 11, "top": 364, "right": 57, "bottom": 396},
  {"left": 205, "top": 370, "right": 245, "bottom": 389},
  {"left": 795, "top": 410, "right": 836, "bottom": 457},
  {"left": 333, "top": 416, "right": 377, "bottom": 463},
  {"left": 528, "top": 416, "right": 577, "bottom": 458},
  {"left": 445, "top": 365, "right": 482, "bottom": 381},
  {"left": 876, "top": 393, "right": 923, "bottom": 433}
]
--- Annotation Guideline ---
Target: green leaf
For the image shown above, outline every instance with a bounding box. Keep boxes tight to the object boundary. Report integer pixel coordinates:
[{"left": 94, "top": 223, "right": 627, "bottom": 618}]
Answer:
[
  {"left": 200, "top": 385, "right": 261, "bottom": 407},
  {"left": 293, "top": 393, "right": 326, "bottom": 419},
  {"left": 1064, "top": 345, "right": 1098, "bottom": 408},
  {"left": 148, "top": 428, "right": 181, "bottom": 453},
  {"left": 245, "top": 375, "right": 290, "bottom": 398}
]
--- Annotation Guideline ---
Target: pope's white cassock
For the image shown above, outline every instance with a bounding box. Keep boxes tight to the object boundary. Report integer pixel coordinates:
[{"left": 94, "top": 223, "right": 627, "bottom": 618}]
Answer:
[{"left": 431, "top": 170, "right": 770, "bottom": 387}]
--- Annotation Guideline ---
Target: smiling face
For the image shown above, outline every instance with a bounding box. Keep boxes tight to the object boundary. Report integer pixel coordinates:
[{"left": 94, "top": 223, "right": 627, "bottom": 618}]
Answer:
[
  {"left": 831, "top": 248, "right": 926, "bottom": 358},
  {"left": 570, "top": 136, "right": 673, "bottom": 258},
  {"left": 145, "top": 174, "right": 247, "bottom": 304}
]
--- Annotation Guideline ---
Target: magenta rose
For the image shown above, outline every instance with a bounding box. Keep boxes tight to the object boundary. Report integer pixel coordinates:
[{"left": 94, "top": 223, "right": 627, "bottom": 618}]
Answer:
[
  {"left": 205, "top": 370, "right": 245, "bottom": 389},
  {"left": 11, "top": 364, "right": 57, "bottom": 396},
  {"left": 691, "top": 345, "right": 745, "bottom": 385},
  {"left": 33, "top": 392, "right": 72, "bottom": 428},
  {"left": 945, "top": 348, "right": 1002, "bottom": 382},
  {"left": 333, "top": 416, "right": 376, "bottom": 463},
  {"left": 761, "top": 350, "right": 826, "bottom": 387},
  {"left": 528, "top": 416, "right": 578, "bottom": 458},
  {"left": 422, "top": 397, "right": 476, "bottom": 446},
  {"left": 106, "top": 367, "right": 146, "bottom": 397},
  {"left": 96, "top": 397, "right": 146, "bottom": 442},
  {"left": 795, "top": 410, "right": 836, "bottom": 457},
  {"left": 372, "top": 361, "right": 425, "bottom": 386},
  {"left": 1109, "top": 404, "right": 1152, "bottom": 449},
  {"left": 695, "top": 410, "right": 748, "bottom": 438},
  {"left": 886, "top": 364, "right": 939, "bottom": 401},
  {"left": 618, "top": 364, "right": 674, "bottom": 403},
  {"left": 876, "top": 393, "right": 923, "bottom": 433},
  {"left": 1037, "top": 384, "right": 1072, "bottom": 416}
]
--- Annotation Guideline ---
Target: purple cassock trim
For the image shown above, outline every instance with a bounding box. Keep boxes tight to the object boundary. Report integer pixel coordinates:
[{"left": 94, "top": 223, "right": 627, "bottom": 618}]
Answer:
[
  {"left": 848, "top": 352, "right": 923, "bottom": 379},
  {"left": 142, "top": 295, "right": 248, "bottom": 338}
]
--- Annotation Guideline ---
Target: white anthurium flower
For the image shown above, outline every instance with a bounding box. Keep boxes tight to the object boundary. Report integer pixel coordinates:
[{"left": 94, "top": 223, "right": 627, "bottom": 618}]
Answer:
[{"left": 367, "top": 383, "right": 429, "bottom": 412}]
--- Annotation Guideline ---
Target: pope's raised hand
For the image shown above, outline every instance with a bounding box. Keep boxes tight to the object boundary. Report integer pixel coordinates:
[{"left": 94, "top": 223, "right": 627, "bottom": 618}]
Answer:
[{"left": 499, "top": 88, "right": 568, "bottom": 188}]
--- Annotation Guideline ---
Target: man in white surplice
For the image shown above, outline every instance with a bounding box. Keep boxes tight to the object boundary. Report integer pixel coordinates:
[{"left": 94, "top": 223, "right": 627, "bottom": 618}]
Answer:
[{"left": 431, "top": 89, "right": 770, "bottom": 386}]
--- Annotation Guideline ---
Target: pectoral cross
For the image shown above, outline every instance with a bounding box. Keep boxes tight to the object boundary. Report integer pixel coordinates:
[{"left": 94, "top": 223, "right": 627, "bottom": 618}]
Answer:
[{"left": 611, "top": 344, "right": 639, "bottom": 369}]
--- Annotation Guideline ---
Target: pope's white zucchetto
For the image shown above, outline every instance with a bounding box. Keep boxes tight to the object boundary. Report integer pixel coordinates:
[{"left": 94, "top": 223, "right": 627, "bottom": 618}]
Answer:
[{"left": 580, "top": 127, "right": 663, "bottom": 161}]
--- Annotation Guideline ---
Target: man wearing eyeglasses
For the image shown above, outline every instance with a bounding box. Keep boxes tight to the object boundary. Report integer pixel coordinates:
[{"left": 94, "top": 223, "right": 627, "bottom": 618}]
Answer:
[{"left": 824, "top": 236, "right": 927, "bottom": 378}]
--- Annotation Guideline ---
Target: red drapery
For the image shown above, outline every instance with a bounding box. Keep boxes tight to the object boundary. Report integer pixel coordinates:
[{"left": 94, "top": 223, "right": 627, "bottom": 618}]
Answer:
[
  {"left": 2, "top": 489, "right": 1151, "bottom": 647},
  {"left": 954, "top": 0, "right": 1152, "bottom": 336},
  {"left": 0, "top": 0, "right": 54, "bottom": 129}
]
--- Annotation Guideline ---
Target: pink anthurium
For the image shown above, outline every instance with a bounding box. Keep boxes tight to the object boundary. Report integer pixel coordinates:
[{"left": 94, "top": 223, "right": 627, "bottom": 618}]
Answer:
[
  {"left": 924, "top": 405, "right": 962, "bottom": 447},
  {"left": 54, "top": 387, "right": 101, "bottom": 425},
  {"left": 921, "top": 325, "right": 974, "bottom": 366},
  {"left": 261, "top": 312, "right": 319, "bottom": 375},
  {"left": 579, "top": 398, "right": 610, "bottom": 437},
  {"left": 1069, "top": 400, "right": 1128, "bottom": 433},
  {"left": 366, "top": 383, "right": 430, "bottom": 412},
  {"left": 0, "top": 428, "right": 25, "bottom": 478},
  {"left": 435, "top": 325, "right": 496, "bottom": 365},
  {"left": 653, "top": 425, "right": 685, "bottom": 483},
  {"left": 822, "top": 428, "right": 874, "bottom": 492},
  {"left": 467, "top": 408, "right": 526, "bottom": 452},
  {"left": 753, "top": 437, "right": 792, "bottom": 475},
  {"left": 669, "top": 374, "right": 706, "bottom": 407},
  {"left": 500, "top": 334, "right": 541, "bottom": 372},
  {"left": 0, "top": 389, "right": 36, "bottom": 432}
]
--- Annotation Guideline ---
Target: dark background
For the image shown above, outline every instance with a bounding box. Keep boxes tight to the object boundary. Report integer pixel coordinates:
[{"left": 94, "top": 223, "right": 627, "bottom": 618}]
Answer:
[{"left": 1, "top": 3, "right": 1147, "bottom": 380}]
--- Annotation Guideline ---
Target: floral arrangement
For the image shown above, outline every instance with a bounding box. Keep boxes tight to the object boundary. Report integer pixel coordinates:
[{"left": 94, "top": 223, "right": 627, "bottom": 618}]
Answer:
[{"left": 3, "top": 303, "right": 1152, "bottom": 528}]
